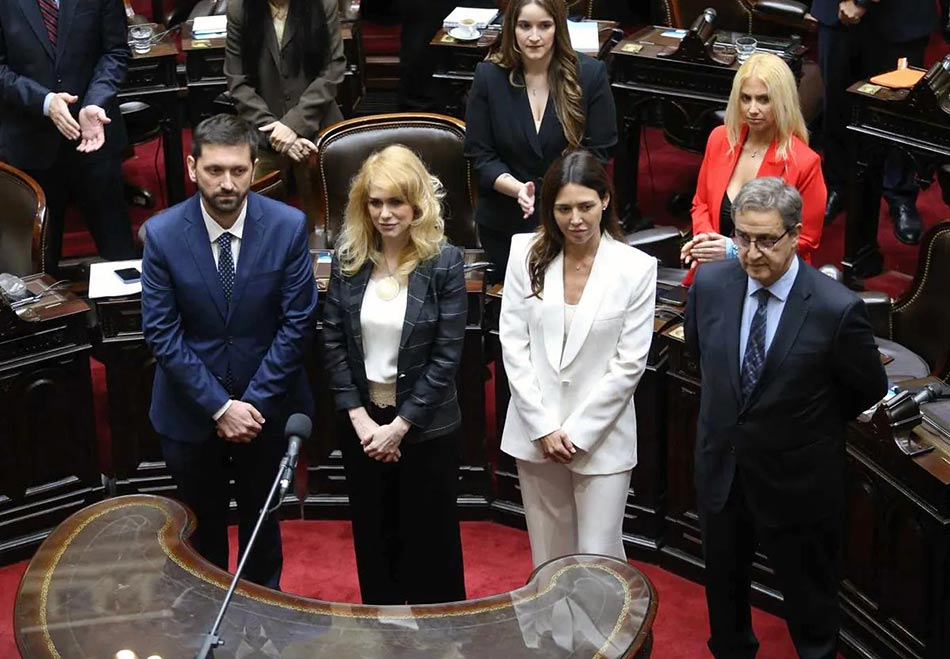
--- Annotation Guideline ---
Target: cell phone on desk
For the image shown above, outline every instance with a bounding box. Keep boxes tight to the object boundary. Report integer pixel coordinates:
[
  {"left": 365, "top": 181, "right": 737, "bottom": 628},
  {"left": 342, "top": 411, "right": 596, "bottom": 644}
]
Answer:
[{"left": 115, "top": 267, "right": 141, "bottom": 283}]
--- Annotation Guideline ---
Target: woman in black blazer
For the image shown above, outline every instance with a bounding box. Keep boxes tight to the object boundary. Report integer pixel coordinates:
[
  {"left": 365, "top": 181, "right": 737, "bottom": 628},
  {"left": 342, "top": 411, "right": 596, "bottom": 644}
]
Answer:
[
  {"left": 463, "top": 0, "right": 618, "bottom": 278},
  {"left": 322, "top": 144, "right": 467, "bottom": 605}
]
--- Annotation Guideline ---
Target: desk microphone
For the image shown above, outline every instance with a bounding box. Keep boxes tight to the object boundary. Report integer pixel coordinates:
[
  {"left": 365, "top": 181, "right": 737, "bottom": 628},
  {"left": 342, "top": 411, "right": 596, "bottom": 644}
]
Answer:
[
  {"left": 195, "top": 412, "right": 311, "bottom": 658},
  {"left": 278, "top": 413, "right": 311, "bottom": 500}
]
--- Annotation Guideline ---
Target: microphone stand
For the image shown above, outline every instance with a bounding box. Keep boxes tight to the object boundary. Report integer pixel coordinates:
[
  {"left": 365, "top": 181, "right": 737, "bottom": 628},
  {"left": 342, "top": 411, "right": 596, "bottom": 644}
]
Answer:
[{"left": 195, "top": 454, "right": 290, "bottom": 659}]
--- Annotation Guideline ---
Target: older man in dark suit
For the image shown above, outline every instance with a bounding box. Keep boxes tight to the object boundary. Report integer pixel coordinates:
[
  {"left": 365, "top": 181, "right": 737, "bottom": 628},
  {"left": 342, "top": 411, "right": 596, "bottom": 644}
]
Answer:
[
  {"left": 686, "top": 177, "right": 888, "bottom": 659},
  {"left": 0, "top": 0, "right": 136, "bottom": 273}
]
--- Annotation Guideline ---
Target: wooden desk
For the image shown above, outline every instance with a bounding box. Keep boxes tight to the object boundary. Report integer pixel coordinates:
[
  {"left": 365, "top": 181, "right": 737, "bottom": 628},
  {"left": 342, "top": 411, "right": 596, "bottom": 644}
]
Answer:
[
  {"left": 0, "top": 276, "right": 99, "bottom": 565},
  {"left": 609, "top": 26, "right": 805, "bottom": 228},
  {"left": 120, "top": 31, "right": 186, "bottom": 204},
  {"left": 844, "top": 79, "right": 950, "bottom": 285},
  {"left": 181, "top": 19, "right": 366, "bottom": 124},
  {"left": 14, "top": 495, "right": 658, "bottom": 659},
  {"left": 429, "top": 20, "right": 620, "bottom": 118}
]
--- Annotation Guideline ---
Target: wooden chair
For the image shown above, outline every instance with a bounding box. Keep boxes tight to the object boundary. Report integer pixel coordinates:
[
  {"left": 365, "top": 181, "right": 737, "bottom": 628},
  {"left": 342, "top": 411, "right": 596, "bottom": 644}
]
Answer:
[
  {"left": 312, "top": 112, "right": 477, "bottom": 249},
  {"left": 0, "top": 162, "right": 48, "bottom": 276}
]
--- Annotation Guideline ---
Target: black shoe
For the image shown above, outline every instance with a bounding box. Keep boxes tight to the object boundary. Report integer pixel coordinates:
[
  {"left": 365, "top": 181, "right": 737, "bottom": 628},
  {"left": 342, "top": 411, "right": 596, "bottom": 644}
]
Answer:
[
  {"left": 824, "top": 190, "right": 844, "bottom": 225},
  {"left": 890, "top": 203, "right": 922, "bottom": 245}
]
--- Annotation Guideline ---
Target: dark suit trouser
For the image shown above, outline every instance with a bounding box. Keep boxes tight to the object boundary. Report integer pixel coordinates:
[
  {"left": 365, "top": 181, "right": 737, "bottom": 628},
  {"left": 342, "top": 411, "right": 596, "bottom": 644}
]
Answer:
[
  {"left": 818, "top": 23, "right": 928, "bottom": 207},
  {"left": 700, "top": 474, "right": 841, "bottom": 659},
  {"left": 23, "top": 140, "right": 136, "bottom": 273},
  {"left": 339, "top": 404, "right": 466, "bottom": 605},
  {"left": 161, "top": 429, "right": 288, "bottom": 590}
]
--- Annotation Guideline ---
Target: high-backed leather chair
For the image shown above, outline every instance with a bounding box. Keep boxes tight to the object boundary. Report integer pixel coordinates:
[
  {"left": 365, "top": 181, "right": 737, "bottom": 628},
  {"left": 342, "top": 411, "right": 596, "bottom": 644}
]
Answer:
[
  {"left": 313, "top": 112, "right": 477, "bottom": 249},
  {"left": 0, "top": 162, "right": 48, "bottom": 276},
  {"left": 860, "top": 221, "right": 950, "bottom": 380}
]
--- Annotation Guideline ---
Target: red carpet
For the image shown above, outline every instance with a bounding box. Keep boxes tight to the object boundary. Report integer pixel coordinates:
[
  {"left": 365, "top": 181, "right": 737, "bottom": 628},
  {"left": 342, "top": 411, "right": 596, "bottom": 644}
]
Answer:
[{"left": 0, "top": 519, "right": 809, "bottom": 658}]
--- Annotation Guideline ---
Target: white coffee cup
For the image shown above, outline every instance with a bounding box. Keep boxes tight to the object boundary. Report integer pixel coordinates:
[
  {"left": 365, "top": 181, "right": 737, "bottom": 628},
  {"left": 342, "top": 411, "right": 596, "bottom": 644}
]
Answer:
[{"left": 457, "top": 18, "right": 478, "bottom": 39}]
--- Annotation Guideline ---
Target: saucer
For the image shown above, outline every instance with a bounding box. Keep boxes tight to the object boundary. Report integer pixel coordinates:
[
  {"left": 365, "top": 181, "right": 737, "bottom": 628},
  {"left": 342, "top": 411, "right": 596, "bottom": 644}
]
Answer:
[{"left": 448, "top": 27, "right": 481, "bottom": 42}]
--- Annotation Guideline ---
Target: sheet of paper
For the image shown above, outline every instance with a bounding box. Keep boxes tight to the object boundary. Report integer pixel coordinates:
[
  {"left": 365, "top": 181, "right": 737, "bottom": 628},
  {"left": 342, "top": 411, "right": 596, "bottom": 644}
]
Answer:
[
  {"left": 568, "top": 20, "right": 599, "bottom": 52},
  {"left": 192, "top": 15, "right": 227, "bottom": 36},
  {"left": 88, "top": 259, "right": 143, "bottom": 299},
  {"left": 442, "top": 7, "right": 499, "bottom": 28}
]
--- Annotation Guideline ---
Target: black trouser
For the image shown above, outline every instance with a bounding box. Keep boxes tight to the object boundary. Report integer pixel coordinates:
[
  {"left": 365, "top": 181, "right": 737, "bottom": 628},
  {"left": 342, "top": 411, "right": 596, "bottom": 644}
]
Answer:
[
  {"left": 24, "top": 141, "right": 135, "bottom": 274},
  {"left": 339, "top": 404, "right": 466, "bottom": 605},
  {"left": 161, "top": 429, "right": 288, "bottom": 590},
  {"left": 818, "top": 23, "right": 928, "bottom": 208},
  {"left": 699, "top": 474, "right": 841, "bottom": 659}
]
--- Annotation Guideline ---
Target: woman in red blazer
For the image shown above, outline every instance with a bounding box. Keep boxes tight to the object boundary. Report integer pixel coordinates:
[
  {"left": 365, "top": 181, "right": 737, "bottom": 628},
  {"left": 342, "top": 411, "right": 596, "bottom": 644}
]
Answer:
[{"left": 681, "top": 53, "right": 826, "bottom": 282}]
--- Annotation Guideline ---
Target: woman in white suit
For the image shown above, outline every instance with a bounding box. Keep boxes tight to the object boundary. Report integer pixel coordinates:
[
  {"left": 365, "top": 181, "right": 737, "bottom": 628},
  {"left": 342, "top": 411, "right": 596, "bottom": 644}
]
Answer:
[{"left": 500, "top": 150, "right": 657, "bottom": 567}]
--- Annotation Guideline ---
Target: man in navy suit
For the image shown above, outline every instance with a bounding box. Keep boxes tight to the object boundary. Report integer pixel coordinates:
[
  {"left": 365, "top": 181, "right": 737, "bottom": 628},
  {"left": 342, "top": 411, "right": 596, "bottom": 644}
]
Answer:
[
  {"left": 142, "top": 114, "right": 318, "bottom": 589},
  {"left": 0, "top": 0, "right": 135, "bottom": 273},
  {"left": 812, "top": 0, "right": 938, "bottom": 246},
  {"left": 686, "top": 178, "right": 887, "bottom": 659}
]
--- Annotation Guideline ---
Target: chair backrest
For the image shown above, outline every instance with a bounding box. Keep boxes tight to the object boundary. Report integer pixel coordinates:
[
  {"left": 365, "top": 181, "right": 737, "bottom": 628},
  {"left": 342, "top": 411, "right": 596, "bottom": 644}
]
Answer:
[
  {"left": 892, "top": 221, "right": 950, "bottom": 379},
  {"left": 313, "top": 113, "right": 477, "bottom": 248},
  {"left": 0, "top": 161, "right": 48, "bottom": 276}
]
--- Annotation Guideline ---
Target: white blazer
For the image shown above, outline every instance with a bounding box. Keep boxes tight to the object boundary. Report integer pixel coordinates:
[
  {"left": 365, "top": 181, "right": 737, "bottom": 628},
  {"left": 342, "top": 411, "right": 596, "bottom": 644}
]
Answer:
[{"left": 499, "top": 233, "right": 657, "bottom": 476}]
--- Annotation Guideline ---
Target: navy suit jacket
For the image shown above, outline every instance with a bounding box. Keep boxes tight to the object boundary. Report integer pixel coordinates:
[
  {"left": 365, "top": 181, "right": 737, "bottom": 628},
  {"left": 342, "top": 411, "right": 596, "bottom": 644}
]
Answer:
[
  {"left": 685, "top": 258, "right": 887, "bottom": 527},
  {"left": 0, "top": 0, "right": 129, "bottom": 169},
  {"left": 463, "top": 55, "right": 617, "bottom": 233},
  {"left": 810, "top": 0, "right": 937, "bottom": 43},
  {"left": 142, "top": 193, "right": 319, "bottom": 444}
]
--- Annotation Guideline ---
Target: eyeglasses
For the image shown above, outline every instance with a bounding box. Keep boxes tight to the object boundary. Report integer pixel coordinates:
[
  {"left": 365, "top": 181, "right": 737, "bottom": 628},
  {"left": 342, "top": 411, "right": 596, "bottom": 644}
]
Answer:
[{"left": 733, "top": 228, "right": 790, "bottom": 252}]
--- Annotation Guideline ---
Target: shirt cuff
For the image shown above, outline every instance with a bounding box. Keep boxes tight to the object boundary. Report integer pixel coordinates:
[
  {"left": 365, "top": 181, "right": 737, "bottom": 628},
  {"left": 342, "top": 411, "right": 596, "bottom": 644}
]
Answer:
[
  {"left": 43, "top": 93, "right": 55, "bottom": 117},
  {"left": 726, "top": 238, "right": 739, "bottom": 259},
  {"left": 213, "top": 399, "right": 233, "bottom": 421}
]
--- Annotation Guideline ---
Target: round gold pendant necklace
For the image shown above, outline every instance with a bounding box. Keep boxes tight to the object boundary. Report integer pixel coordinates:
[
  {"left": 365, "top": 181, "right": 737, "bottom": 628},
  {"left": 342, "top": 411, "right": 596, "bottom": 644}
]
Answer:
[{"left": 376, "top": 258, "right": 400, "bottom": 301}]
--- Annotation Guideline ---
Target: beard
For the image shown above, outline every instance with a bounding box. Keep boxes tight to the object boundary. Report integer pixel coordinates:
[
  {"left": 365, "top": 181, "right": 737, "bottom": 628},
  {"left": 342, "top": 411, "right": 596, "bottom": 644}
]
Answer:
[{"left": 200, "top": 187, "right": 247, "bottom": 216}]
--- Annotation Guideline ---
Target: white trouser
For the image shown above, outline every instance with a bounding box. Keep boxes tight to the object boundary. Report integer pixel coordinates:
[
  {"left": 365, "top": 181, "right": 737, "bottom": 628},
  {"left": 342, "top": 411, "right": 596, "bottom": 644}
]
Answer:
[{"left": 516, "top": 459, "right": 632, "bottom": 568}]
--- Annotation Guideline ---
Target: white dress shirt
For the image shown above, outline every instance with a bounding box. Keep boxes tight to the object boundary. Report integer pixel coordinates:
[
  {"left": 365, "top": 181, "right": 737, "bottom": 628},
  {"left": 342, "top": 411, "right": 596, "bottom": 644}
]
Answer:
[
  {"left": 361, "top": 277, "right": 409, "bottom": 384},
  {"left": 739, "top": 255, "right": 799, "bottom": 368}
]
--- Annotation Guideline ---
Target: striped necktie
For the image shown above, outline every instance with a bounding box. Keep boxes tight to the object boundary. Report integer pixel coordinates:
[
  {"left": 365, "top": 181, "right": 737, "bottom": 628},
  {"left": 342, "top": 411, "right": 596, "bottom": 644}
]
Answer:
[
  {"left": 740, "top": 288, "right": 770, "bottom": 401},
  {"left": 37, "top": 0, "right": 58, "bottom": 47}
]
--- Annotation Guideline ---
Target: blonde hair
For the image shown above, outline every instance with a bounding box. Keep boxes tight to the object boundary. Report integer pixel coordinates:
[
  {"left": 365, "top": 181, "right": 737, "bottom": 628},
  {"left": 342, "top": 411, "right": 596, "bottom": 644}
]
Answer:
[
  {"left": 725, "top": 53, "right": 808, "bottom": 161},
  {"left": 489, "top": 0, "right": 585, "bottom": 151},
  {"left": 337, "top": 144, "right": 446, "bottom": 277}
]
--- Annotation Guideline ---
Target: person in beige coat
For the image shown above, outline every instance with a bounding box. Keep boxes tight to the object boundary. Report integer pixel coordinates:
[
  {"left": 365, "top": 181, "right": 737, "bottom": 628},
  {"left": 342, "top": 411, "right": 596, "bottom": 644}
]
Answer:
[
  {"left": 225, "top": 0, "right": 346, "bottom": 225},
  {"left": 500, "top": 151, "right": 657, "bottom": 568}
]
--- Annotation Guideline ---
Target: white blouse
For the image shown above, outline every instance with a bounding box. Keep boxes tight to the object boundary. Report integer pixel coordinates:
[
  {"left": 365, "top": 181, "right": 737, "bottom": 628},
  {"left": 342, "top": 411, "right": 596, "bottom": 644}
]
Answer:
[{"left": 360, "top": 277, "right": 408, "bottom": 384}]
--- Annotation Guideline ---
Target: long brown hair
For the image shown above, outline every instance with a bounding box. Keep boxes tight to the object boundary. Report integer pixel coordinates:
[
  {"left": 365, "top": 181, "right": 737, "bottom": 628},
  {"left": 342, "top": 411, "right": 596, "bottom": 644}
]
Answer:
[
  {"left": 527, "top": 150, "right": 623, "bottom": 297},
  {"left": 489, "top": 0, "right": 585, "bottom": 150}
]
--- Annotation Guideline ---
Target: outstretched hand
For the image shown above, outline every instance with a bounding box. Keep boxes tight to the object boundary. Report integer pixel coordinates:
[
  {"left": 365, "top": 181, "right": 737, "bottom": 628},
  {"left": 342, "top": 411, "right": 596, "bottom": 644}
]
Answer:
[{"left": 77, "top": 105, "right": 111, "bottom": 153}]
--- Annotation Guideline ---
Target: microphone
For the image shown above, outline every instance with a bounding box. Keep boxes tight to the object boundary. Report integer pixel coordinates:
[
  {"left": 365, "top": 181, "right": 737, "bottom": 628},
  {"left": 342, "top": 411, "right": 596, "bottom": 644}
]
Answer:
[
  {"left": 278, "top": 413, "right": 311, "bottom": 500},
  {"left": 913, "top": 382, "right": 950, "bottom": 406}
]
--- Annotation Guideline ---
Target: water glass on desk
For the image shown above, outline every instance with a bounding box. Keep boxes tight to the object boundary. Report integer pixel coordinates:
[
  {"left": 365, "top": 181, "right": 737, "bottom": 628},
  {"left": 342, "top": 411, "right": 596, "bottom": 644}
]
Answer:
[
  {"left": 735, "top": 36, "right": 756, "bottom": 64},
  {"left": 128, "top": 24, "right": 154, "bottom": 55}
]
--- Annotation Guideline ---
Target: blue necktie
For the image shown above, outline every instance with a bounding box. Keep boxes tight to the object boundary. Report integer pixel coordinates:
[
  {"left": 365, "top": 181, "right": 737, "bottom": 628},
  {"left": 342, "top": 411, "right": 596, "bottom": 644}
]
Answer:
[
  {"left": 740, "top": 289, "right": 770, "bottom": 401},
  {"left": 217, "top": 233, "right": 235, "bottom": 394},
  {"left": 217, "top": 233, "right": 235, "bottom": 302}
]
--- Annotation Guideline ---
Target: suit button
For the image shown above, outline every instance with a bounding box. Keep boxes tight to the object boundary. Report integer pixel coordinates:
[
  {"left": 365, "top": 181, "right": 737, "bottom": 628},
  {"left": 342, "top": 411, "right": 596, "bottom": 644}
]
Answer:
[
  {"left": 226, "top": 337, "right": 233, "bottom": 345},
  {"left": 730, "top": 444, "right": 736, "bottom": 454},
  {"left": 284, "top": 93, "right": 291, "bottom": 101}
]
